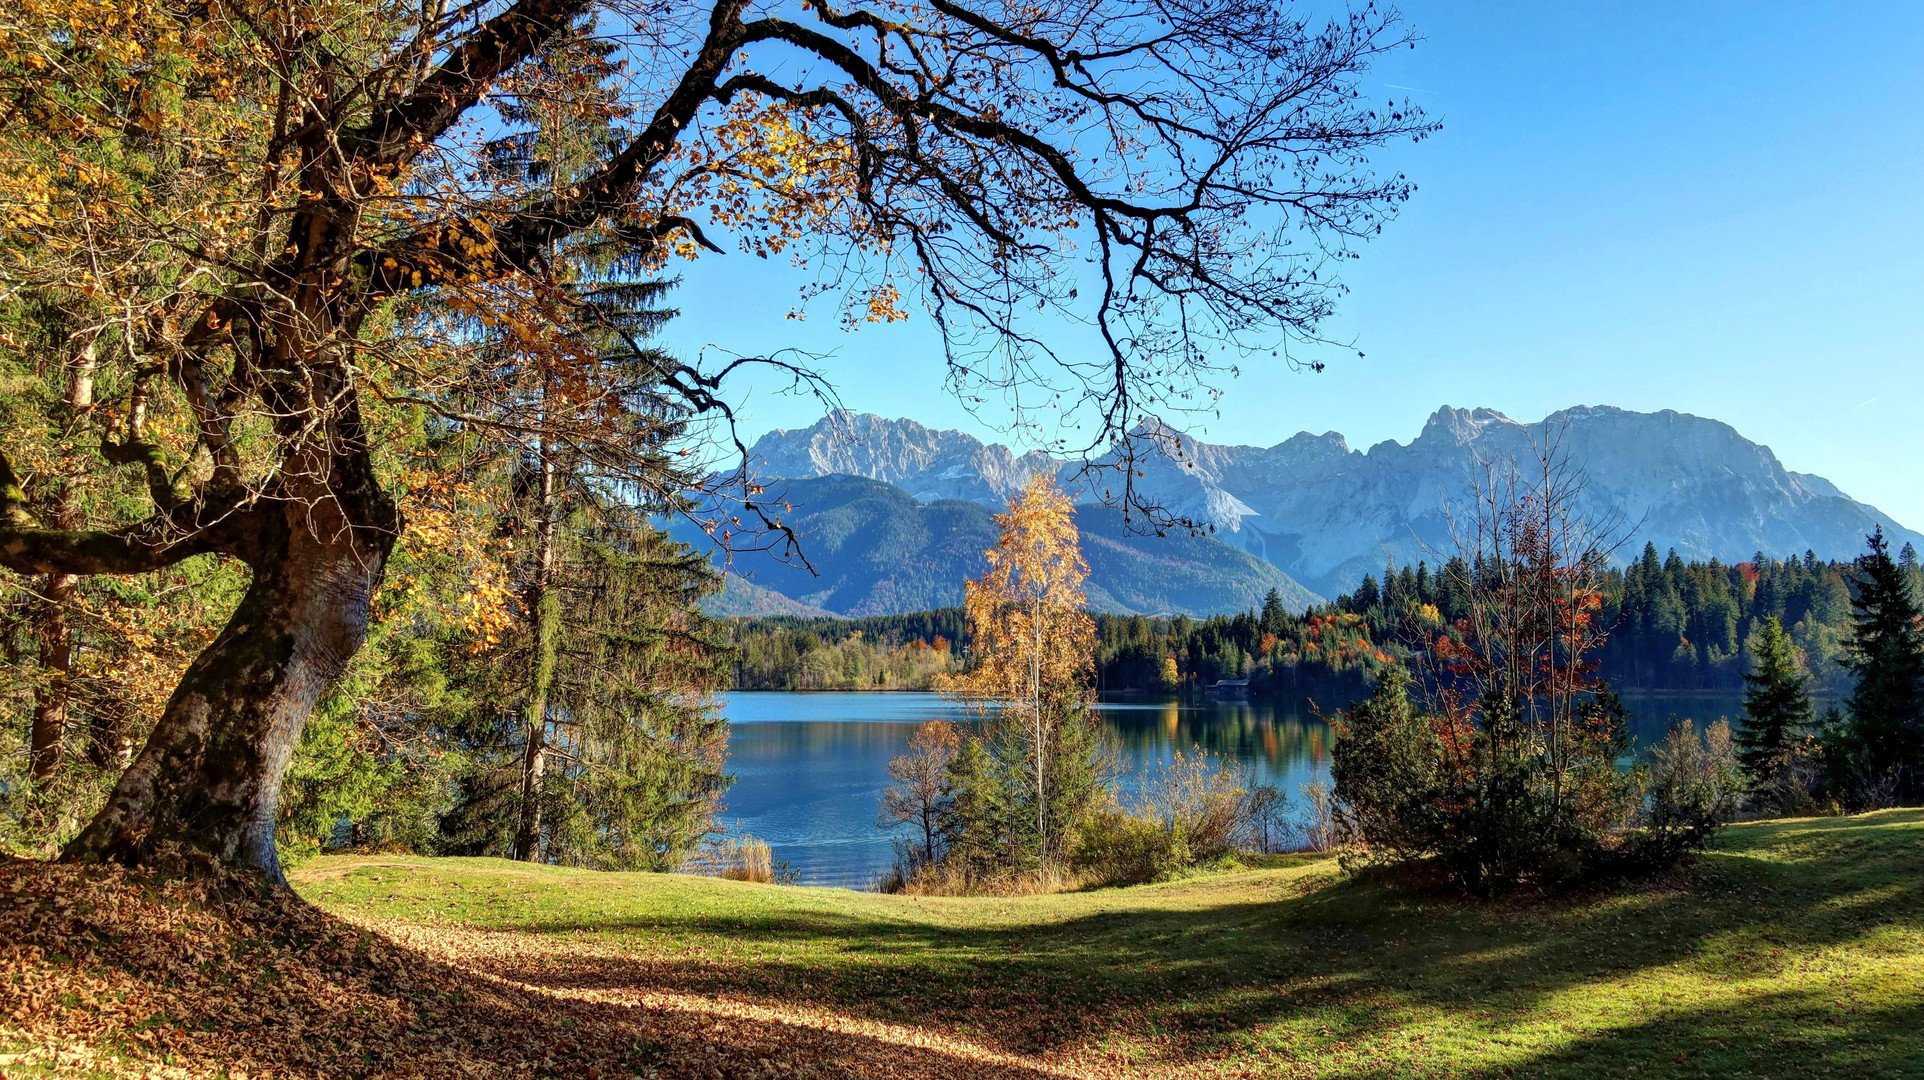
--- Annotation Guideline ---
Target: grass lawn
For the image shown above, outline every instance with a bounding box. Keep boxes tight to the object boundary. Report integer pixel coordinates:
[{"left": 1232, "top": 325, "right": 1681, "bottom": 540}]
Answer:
[{"left": 284, "top": 809, "right": 1924, "bottom": 1079}]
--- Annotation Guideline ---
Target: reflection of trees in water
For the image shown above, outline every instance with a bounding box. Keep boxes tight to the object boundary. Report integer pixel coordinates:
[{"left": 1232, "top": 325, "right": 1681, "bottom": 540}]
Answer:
[{"left": 1097, "top": 700, "right": 1334, "bottom": 774}]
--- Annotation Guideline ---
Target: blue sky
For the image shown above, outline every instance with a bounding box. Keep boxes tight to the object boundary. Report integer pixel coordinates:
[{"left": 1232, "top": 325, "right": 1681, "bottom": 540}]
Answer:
[{"left": 668, "top": 2, "right": 1924, "bottom": 527}]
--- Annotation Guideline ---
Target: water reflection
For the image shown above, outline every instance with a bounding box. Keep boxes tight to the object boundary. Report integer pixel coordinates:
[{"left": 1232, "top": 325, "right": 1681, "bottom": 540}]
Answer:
[
  {"left": 719, "top": 690, "right": 1759, "bottom": 888},
  {"left": 720, "top": 691, "right": 1337, "bottom": 888},
  {"left": 1096, "top": 697, "right": 1332, "bottom": 783}
]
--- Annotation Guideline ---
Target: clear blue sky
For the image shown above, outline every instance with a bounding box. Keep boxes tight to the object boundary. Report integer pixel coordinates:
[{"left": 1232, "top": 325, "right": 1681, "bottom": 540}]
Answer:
[{"left": 668, "top": 1, "right": 1924, "bottom": 527}]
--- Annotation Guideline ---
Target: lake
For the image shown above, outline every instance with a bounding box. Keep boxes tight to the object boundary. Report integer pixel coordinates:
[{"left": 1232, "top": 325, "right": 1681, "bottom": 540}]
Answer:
[{"left": 718, "top": 690, "right": 1750, "bottom": 887}]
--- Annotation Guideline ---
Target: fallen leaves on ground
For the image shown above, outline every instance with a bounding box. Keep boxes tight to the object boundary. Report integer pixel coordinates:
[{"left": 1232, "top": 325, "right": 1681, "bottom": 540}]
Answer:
[{"left": 0, "top": 859, "right": 1099, "bottom": 1079}]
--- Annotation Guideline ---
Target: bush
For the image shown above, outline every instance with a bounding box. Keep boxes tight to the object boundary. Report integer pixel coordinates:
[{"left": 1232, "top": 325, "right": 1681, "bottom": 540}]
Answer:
[
  {"left": 1240, "top": 782, "right": 1291, "bottom": 854},
  {"left": 1632, "top": 720, "right": 1743, "bottom": 867},
  {"left": 1332, "top": 669, "right": 1664, "bottom": 895},
  {"left": 1293, "top": 780, "right": 1346, "bottom": 853},
  {"left": 1744, "top": 736, "right": 1829, "bottom": 817},
  {"left": 1070, "top": 809, "right": 1188, "bottom": 887},
  {"left": 1142, "top": 748, "right": 1251, "bottom": 863},
  {"left": 1068, "top": 748, "right": 1280, "bottom": 886}
]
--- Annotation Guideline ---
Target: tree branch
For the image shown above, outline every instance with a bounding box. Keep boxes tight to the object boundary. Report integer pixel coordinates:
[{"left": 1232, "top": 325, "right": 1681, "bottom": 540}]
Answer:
[
  {"left": 0, "top": 449, "right": 244, "bottom": 576},
  {"left": 342, "top": 0, "right": 597, "bottom": 166}
]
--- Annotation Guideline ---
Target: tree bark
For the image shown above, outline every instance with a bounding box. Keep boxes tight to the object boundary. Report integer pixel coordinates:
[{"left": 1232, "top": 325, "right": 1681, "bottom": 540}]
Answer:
[
  {"left": 28, "top": 573, "right": 78, "bottom": 780},
  {"left": 29, "top": 338, "right": 97, "bottom": 780},
  {"left": 85, "top": 697, "right": 133, "bottom": 771},
  {"left": 60, "top": 493, "right": 395, "bottom": 886},
  {"left": 513, "top": 441, "right": 559, "bottom": 862}
]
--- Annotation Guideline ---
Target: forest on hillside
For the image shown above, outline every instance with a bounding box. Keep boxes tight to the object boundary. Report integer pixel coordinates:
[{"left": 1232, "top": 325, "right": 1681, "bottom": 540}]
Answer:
[{"left": 726, "top": 541, "right": 1924, "bottom": 699}]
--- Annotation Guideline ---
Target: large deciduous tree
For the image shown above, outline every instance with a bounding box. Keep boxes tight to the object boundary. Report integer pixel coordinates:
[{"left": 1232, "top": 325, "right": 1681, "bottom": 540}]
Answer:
[{"left": 1, "top": 0, "right": 1431, "bottom": 881}]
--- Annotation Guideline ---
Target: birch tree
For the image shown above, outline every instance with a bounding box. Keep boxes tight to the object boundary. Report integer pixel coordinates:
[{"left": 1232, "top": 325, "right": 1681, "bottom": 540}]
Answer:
[{"left": 946, "top": 473, "right": 1096, "bottom": 864}]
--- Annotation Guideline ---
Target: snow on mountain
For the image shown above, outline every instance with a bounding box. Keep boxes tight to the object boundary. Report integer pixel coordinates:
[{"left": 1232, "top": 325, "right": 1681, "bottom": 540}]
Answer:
[
  {"left": 744, "top": 406, "right": 1922, "bottom": 599},
  {"left": 747, "top": 410, "right": 1056, "bottom": 506}
]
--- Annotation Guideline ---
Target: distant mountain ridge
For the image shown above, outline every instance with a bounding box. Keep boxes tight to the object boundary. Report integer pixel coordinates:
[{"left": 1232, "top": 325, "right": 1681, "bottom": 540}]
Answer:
[
  {"left": 679, "top": 475, "right": 1319, "bottom": 619},
  {"left": 740, "top": 406, "right": 1921, "bottom": 602},
  {"left": 748, "top": 411, "right": 1057, "bottom": 506}
]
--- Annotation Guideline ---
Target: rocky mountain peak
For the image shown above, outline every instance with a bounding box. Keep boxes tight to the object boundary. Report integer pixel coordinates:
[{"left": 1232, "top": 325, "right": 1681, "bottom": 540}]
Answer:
[
  {"left": 747, "top": 410, "right": 1054, "bottom": 505},
  {"left": 1417, "top": 405, "right": 1521, "bottom": 446},
  {"left": 741, "top": 406, "right": 1920, "bottom": 597}
]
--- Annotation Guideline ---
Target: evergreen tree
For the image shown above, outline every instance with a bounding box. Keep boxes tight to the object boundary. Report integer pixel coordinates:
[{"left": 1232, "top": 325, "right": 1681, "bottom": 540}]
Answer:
[
  {"left": 1901, "top": 542, "right": 1924, "bottom": 606},
  {"left": 429, "top": 262, "right": 735, "bottom": 868},
  {"left": 1259, "top": 588, "right": 1288, "bottom": 633},
  {"left": 1737, "top": 616, "right": 1812, "bottom": 781},
  {"left": 1352, "top": 574, "right": 1382, "bottom": 611},
  {"left": 1837, "top": 528, "right": 1924, "bottom": 803},
  {"left": 1438, "top": 556, "right": 1473, "bottom": 622}
]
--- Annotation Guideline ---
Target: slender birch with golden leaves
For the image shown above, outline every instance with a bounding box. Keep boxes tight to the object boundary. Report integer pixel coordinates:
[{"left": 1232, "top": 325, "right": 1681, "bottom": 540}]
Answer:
[{"left": 943, "top": 473, "right": 1095, "bottom": 864}]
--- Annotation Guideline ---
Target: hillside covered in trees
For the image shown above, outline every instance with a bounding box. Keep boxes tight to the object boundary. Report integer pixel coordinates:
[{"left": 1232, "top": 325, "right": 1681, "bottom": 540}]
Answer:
[{"left": 726, "top": 541, "right": 1919, "bottom": 699}]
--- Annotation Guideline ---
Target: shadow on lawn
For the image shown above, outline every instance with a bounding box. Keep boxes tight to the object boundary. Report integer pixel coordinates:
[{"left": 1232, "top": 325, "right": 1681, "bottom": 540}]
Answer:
[
  {"left": 2, "top": 859, "right": 1063, "bottom": 1080},
  {"left": 468, "top": 811, "right": 1924, "bottom": 1071},
  {"left": 1338, "top": 987, "right": 1924, "bottom": 1080}
]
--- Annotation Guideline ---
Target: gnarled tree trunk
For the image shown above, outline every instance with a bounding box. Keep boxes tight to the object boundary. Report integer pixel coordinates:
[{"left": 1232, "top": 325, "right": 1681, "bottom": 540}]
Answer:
[{"left": 61, "top": 490, "right": 396, "bottom": 886}]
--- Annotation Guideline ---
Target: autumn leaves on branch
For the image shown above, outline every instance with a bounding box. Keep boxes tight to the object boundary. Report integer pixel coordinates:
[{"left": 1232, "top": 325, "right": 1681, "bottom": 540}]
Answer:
[{"left": 1, "top": 0, "right": 1432, "bottom": 875}]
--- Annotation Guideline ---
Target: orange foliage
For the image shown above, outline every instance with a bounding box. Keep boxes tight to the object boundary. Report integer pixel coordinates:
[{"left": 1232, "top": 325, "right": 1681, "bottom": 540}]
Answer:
[{"left": 943, "top": 473, "right": 1094, "bottom": 715}]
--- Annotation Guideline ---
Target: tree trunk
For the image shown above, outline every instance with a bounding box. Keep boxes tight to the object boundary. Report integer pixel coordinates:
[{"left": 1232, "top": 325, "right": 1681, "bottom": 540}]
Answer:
[
  {"left": 513, "top": 441, "right": 559, "bottom": 862},
  {"left": 85, "top": 698, "right": 133, "bottom": 771},
  {"left": 60, "top": 500, "right": 393, "bottom": 885},
  {"left": 28, "top": 573, "right": 77, "bottom": 781},
  {"left": 29, "top": 339, "right": 97, "bottom": 780},
  {"left": 1032, "top": 597, "right": 1046, "bottom": 864}
]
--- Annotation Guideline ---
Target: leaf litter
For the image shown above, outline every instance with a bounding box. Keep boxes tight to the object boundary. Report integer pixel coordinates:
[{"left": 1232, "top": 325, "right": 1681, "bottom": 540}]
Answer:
[{"left": 0, "top": 858, "right": 1110, "bottom": 1079}]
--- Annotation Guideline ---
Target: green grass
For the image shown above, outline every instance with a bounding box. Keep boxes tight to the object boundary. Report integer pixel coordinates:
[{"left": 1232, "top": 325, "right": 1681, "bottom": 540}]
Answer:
[{"left": 295, "top": 810, "right": 1924, "bottom": 1078}]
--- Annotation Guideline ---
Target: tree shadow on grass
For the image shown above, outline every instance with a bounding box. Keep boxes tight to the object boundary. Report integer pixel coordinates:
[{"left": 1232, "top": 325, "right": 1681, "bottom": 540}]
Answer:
[
  {"left": 1317, "top": 986, "right": 1924, "bottom": 1080},
  {"left": 419, "top": 811, "right": 1924, "bottom": 1073},
  {"left": 1, "top": 858, "right": 1065, "bottom": 1079}
]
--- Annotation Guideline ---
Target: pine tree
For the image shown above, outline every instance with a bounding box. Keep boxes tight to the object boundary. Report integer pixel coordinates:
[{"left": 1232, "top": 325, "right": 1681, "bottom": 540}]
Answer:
[
  {"left": 1438, "top": 556, "right": 1473, "bottom": 622},
  {"left": 1901, "top": 542, "right": 1924, "bottom": 607},
  {"left": 1352, "top": 574, "right": 1381, "bottom": 612},
  {"left": 1737, "top": 616, "right": 1812, "bottom": 780},
  {"left": 1838, "top": 527, "right": 1924, "bottom": 803},
  {"left": 1259, "top": 587, "right": 1288, "bottom": 633}
]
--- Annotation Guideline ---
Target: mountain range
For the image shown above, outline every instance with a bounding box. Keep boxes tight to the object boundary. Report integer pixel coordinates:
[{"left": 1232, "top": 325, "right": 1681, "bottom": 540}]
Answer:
[
  {"left": 689, "top": 475, "right": 1319, "bottom": 619},
  {"left": 687, "top": 406, "right": 1920, "bottom": 618}
]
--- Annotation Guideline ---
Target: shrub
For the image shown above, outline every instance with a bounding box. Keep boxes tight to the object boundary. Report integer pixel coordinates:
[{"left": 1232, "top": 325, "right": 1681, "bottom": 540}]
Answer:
[
  {"left": 1240, "top": 782, "right": 1291, "bottom": 854},
  {"left": 1632, "top": 719, "right": 1744, "bottom": 868},
  {"left": 1068, "top": 748, "right": 1281, "bottom": 886},
  {"left": 1739, "top": 731, "right": 1830, "bottom": 818},
  {"left": 1070, "top": 809, "right": 1188, "bottom": 887},
  {"left": 686, "top": 835, "right": 776, "bottom": 884},
  {"left": 1142, "top": 748, "right": 1250, "bottom": 863},
  {"left": 1293, "top": 779, "right": 1347, "bottom": 853},
  {"left": 1332, "top": 669, "right": 1658, "bottom": 895}
]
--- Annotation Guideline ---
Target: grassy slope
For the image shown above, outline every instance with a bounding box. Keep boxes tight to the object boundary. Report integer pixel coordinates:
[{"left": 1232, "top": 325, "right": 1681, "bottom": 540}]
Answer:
[{"left": 294, "top": 810, "right": 1924, "bottom": 1080}]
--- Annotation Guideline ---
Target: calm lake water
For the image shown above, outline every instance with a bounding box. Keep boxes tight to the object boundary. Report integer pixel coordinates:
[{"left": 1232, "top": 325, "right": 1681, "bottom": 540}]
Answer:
[{"left": 718, "top": 690, "right": 1748, "bottom": 887}]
